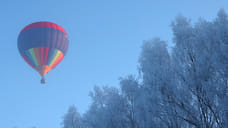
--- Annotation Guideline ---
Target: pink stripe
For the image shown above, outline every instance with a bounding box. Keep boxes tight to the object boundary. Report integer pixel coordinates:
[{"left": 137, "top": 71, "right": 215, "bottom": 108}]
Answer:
[{"left": 40, "top": 47, "right": 44, "bottom": 65}]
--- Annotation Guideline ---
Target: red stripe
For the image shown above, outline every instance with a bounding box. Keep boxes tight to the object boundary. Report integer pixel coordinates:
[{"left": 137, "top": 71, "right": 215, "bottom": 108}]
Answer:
[
  {"left": 22, "top": 55, "right": 35, "bottom": 68},
  {"left": 20, "top": 21, "right": 67, "bottom": 35},
  {"left": 40, "top": 47, "right": 44, "bottom": 65},
  {"left": 50, "top": 53, "right": 64, "bottom": 69},
  {"left": 44, "top": 47, "right": 49, "bottom": 65}
]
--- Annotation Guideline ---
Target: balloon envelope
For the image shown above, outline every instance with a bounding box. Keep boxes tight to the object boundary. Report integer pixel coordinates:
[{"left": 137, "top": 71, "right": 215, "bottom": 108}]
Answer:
[{"left": 18, "top": 21, "right": 69, "bottom": 78}]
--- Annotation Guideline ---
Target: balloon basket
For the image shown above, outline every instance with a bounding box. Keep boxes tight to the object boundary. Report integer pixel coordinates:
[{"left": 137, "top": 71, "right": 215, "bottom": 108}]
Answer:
[{"left": 41, "top": 77, "right": 46, "bottom": 84}]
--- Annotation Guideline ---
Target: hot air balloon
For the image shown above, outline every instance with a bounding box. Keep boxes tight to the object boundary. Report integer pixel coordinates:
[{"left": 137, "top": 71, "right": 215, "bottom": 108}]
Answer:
[{"left": 17, "top": 21, "right": 69, "bottom": 84}]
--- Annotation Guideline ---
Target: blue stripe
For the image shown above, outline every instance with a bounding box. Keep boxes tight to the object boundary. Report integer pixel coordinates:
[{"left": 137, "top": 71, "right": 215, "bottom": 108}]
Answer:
[
  {"left": 18, "top": 27, "right": 69, "bottom": 55},
  {"left": 24, "top": 50, "right": 36, "bottom": 67}
]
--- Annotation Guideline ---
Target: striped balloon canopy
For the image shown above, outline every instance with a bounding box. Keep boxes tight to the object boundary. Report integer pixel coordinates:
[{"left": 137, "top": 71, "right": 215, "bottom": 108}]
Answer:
[{"left": 17, "top": 21, "right": 69, "bottom": 83}]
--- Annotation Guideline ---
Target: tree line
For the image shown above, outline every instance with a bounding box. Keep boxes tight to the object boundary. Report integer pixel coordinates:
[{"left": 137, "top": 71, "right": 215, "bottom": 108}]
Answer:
[{"left": 62, "top": 9, "right": 228, "bottom": 128}]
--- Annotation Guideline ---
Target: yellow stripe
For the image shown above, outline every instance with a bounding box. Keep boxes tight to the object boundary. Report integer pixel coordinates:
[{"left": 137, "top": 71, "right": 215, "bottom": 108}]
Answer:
[
  {"left": 49, "top": 50, "right": 61, "bottom": 67},
  {"left": 29, "top": 48, "right": 38, "bottom": 66}
]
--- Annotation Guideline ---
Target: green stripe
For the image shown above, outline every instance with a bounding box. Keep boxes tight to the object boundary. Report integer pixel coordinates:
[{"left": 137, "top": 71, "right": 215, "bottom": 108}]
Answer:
[
  {"left": 47, "top": 49, "right": 58, "bottom": 66},
  {"left": 29, "top": 48, "right": 38, "bottom": 66}
]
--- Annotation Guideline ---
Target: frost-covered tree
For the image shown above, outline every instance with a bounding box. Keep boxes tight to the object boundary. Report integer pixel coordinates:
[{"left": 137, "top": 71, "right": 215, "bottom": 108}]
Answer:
[
  {"left": 120, "top": 75, "right": 140, "bottom": 128},
  {"left": 62, "top": 105, "right": 85, "bottom": 128},
  {"left": 212, "top": 9, "right": 228, "bottom": 127},
  {"left": 138, "top": 38, "right": 174, "bottom": 128},
  {"left": 170, "top": 10, "right": 228, "bottom": 127},
  {"left": 83, "top": 86, "right": 128, "bottom": 128}
]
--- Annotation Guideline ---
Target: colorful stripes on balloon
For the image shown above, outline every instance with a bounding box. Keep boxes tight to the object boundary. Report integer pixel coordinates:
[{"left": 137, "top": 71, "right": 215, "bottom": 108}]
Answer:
[{"left": 22, "top": 47, "right": 64, "bottom": 70}]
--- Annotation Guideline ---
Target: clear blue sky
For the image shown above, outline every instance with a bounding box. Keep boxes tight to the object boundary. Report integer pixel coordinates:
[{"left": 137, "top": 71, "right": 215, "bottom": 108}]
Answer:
[{"left": 0, "top": 0, "right": 227, "bottom": 128}]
